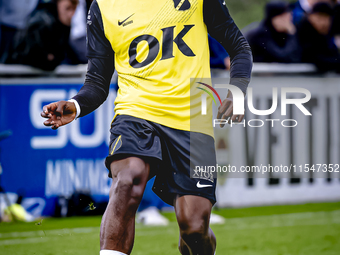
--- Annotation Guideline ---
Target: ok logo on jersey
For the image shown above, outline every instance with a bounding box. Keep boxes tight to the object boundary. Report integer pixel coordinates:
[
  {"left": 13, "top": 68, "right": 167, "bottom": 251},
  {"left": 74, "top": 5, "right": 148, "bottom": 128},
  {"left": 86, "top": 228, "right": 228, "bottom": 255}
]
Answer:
[{"left": 128, "top": 25, "right": 195, "bottom": 68}]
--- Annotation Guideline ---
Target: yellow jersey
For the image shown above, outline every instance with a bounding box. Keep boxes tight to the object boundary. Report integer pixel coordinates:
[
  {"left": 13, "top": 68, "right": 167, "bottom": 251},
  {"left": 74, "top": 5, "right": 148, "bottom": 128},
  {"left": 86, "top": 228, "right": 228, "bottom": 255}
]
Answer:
[{"left": 97, "top": 0, "right": 213, "bottom": 137}]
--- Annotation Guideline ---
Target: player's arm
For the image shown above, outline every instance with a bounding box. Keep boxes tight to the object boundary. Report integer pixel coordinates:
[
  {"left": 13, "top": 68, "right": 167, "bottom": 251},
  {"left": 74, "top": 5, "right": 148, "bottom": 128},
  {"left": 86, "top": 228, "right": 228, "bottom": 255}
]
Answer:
[
  {"left": 41, "top": 0, "right": 114, "bottom": 129},
  {"left": 203, "top": 0, "right": 253, "bottom": 124}
]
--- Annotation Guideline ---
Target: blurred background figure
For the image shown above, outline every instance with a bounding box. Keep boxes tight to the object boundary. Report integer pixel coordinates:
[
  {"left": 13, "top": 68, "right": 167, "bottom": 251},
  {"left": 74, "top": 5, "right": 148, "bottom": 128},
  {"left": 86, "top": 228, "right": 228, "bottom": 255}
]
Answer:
[
  {"left": 0, "top": 0, "right": 39, "bottom": 63},
  {"left": 4, "top": 0, "right": 79, "bottom": 71},
  {"left": 209, "top": 35, "right": 230, "bottom": 71},
  {"left": 69, "top": 0, "right": 90, "bottom": 64},
  {"left": 209, "top": 34, "right": 231, "bottom": 80},
  {"left": 292, "top": 0, "right": 335, "bottom": 25},
  {"left": 292, "top": 0, "right": 317, "bottom": 25},
  {"left": 245, "top": 1, "right": 301, "bottom": 63},
  {"left": 332, "top": 0, "right": 340, "bottom": 48},
  {"left": 297, "top": 2, "right": 340, "bottom": 72}
]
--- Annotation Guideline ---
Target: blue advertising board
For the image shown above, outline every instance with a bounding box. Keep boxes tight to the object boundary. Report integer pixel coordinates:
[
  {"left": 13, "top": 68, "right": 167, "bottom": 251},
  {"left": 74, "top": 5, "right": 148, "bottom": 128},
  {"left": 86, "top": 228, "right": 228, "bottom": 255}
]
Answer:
[{"left": 0, "top": 80, "right": 117, "bottom": 216}]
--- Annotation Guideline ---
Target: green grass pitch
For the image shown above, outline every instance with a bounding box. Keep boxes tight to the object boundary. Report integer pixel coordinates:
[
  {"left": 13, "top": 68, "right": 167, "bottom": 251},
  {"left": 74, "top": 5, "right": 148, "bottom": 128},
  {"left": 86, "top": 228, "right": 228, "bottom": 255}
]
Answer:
[{"left": 1, "top": 202, "right": 339, "bottom": 255}]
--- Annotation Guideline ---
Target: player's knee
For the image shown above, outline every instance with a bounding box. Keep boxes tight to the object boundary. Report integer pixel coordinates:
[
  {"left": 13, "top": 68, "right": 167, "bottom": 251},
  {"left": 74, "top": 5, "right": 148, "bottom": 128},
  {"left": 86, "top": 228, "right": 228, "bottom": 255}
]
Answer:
[
  {"left": 178, "top": 214, "right": 209, "bottom": 241},
  {"left": 179, "top": 221, "right": 206, "bottom": 237}
]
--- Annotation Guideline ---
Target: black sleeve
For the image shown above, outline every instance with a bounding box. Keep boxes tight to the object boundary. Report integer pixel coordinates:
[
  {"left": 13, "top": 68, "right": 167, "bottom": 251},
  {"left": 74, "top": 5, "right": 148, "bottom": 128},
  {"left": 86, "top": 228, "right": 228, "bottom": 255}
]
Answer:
[
  {"left": 72, "top": 0, "right": 114, "bottom": 117},
  {"left": 203, "top": 0, "right": 252, "bottom": 93}
]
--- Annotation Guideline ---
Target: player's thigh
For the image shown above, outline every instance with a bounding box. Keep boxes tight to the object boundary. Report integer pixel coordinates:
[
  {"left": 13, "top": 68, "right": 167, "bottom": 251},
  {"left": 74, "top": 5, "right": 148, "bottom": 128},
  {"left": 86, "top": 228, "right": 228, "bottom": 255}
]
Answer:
[
  {"left": 109, "top": 156, "right": 150, "bottom": 198},
  {"left": 175, "top": 195, "right": 212, "bottom": 233}
]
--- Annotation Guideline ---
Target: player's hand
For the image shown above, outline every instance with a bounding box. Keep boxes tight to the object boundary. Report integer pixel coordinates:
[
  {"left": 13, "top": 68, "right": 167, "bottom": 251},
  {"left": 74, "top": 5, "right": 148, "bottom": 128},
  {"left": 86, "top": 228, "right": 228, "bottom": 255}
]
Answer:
[
  {"left": 217, "top": 90, "right": 245, "bottom": 127},
  {"left": 41, "top": 101, "right": 77, "bottom": 130}
]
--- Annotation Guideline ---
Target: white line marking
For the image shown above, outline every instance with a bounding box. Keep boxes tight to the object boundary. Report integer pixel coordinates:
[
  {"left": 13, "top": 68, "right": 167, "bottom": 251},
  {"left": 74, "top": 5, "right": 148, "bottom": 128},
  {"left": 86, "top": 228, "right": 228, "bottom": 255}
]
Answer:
[
  {"left": 0, "top": 237, "right": 50, "bottom": 246},
  {"left": 0, "top": 227, "right": 99, "bottom": 239},
  {"left": 222, "top": 210, "right": 340, "bottom": 230}
]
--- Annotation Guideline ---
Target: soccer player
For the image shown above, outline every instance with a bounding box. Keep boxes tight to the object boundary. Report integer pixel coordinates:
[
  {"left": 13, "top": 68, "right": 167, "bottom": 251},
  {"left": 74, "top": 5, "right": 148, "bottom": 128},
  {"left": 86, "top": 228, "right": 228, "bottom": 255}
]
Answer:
[{"left": 41, "top": 0, "right": 252, "bottom": 254}]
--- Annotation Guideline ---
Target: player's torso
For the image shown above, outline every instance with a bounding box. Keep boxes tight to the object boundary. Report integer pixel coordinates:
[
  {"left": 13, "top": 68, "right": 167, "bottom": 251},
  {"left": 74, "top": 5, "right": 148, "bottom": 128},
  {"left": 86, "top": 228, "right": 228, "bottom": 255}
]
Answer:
[{"left": 97, "top": 0, "right": 213, "bottom": 136}]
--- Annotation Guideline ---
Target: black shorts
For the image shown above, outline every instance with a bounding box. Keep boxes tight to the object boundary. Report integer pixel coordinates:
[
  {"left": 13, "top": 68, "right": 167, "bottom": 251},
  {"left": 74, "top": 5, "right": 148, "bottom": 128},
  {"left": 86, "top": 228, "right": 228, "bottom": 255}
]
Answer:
[{"left": 105, "top": 115, "right": 217, "bottom": 205}]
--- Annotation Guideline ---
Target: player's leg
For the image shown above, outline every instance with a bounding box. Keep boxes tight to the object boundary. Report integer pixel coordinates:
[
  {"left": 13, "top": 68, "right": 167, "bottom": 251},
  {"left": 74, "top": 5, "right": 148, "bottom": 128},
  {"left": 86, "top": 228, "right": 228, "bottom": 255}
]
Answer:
[
  {"left": 100, "top": 157, "right": 150, "bottom": 254},
  {"left": 175, "top": 195, "right": 216, "bottom": 255}
]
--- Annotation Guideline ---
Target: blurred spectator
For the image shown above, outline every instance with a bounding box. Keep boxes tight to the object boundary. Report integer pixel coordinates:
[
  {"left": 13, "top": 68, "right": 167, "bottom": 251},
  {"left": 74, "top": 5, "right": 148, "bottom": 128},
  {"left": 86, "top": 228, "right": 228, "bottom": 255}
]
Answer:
[
  {"left": 208, "top": 35, "right": 230, "bottom": 70},
  {"left": 293, "top": 0, "right": 316, "bottom": 25},
  {"left": 69, "top": 0, "right": 88, "bottom": 64},
  {"left": 297, "top": 2, "right": 340, "bottom": 72},
  {"left": 292, "top": 0, "right": 335, "bottom": 25},
  {"left": 245, "top": 1, "right": 301, "bottom": 63},
  {"left": 332, "top": 0, "right": 340, "bottom": 48},
  {"left": 0, "top": 0, "right": 39, "bottom": 63},
  {"left": 5, "top": 0, "right": 78, "bottom": 71}
]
